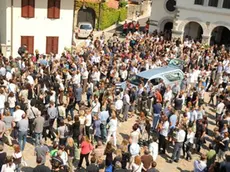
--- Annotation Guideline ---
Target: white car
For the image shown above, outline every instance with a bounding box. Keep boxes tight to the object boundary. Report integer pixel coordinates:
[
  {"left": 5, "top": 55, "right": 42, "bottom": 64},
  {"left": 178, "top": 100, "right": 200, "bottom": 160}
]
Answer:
[{"left": 76, "top": 22, "right": 93, "bottom": 39}]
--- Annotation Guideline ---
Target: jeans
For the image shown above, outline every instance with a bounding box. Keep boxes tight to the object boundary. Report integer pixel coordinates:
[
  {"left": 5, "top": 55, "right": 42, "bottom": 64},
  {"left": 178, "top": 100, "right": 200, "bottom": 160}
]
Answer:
[
  {"left": 9, "top": 107, "right": 14, "bottom": 116},
  {"left": 153, "top": 114, "right": 160, "bottom": 130},
  {"left": 18, "top": 131, "right": 27, "bottom": 151},
  {"left": 107, "top": 130, "right": 117, "bottom": 146},
  {"left": 35, "top": 133, "right": 42, "bottom": 146},
  {"left": 100, "top": 123, "right": 107, "bottom": 143},
  {"left": 172, "top": 142, "right": 183, "bottom": 161}
]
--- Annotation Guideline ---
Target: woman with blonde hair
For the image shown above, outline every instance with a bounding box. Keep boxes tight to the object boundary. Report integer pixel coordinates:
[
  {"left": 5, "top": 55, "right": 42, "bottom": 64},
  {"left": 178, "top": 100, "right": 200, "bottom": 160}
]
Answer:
[
  {"left": 107, "top": 113, "right": 118, "bottom": 146},
  {"left": 130, "top": 155, "right": 143, "bottom": 172},
  {"left": 66, "top": 137, "right": 75, "bottom": 172},
  {"left": 78, "top": 136, "right": 93, "bottom": 169}
]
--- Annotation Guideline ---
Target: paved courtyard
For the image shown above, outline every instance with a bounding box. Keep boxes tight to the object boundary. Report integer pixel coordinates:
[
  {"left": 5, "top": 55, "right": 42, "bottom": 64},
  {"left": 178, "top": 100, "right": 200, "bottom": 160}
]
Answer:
[{"left": 3, "top": 93, "right": 216, "bottom": 172}]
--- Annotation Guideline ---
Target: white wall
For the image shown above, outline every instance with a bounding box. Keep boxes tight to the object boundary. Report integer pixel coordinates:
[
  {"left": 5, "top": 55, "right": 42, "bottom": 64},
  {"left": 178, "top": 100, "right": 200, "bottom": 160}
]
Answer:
[
  {"left": 149, "top": 0, "right": 175, "bottom": 32},
  {"left": 12, "top": 0, "right": 74, "bottom": 57}
]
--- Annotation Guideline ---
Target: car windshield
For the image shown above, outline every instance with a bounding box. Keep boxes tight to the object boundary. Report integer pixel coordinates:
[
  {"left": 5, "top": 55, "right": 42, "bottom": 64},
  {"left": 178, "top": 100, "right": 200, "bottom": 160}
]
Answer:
[
  {"left": 129, "top": 75, "right": 148, "bottom": 86},
  {"left": 80, "top": 24, "right": 92, "bottom": 30},
  {"left": 164, "top": 73, "right": 182, "bottom": 82}
]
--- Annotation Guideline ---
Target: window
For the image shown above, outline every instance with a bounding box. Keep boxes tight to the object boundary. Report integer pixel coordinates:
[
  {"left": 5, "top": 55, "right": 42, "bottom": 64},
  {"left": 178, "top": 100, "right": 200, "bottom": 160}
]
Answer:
[
  {"left": 130, "top": 75, "right": 148, "bottom": 86},
  {"left": 223, "top": 0, "right": 230, "bottom": 9},
  {"left": 150, "top": 78, "right": 161, "bottom": 86},
  {"left": 47, "top": 0, "right": 61, "bottom": 19},
  {"left": 209, "top": 0, "right": 218, "bottom": 7},
  {"left": 164, "top": 72, "right": 182, "bottom": 82},
  {"left": 21, "top": 0, "right": 35, "bottom": 18},
  {"left": 80, "top": 25, "right": 92, "bottom": 30},
  {"left": 21, "top": 36, "right": 34, "bottom": 54},
  {"left": 194, "top": 0, "right": 204, "bottom": 5},
  {"left": 46, "top": 37, "right": 59, "bottom": 54}
]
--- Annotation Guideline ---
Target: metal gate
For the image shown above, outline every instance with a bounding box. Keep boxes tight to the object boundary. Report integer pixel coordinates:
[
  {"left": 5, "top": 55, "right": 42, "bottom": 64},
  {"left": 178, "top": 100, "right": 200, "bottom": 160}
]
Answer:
[{"left": 77, "top": 7, "right": 96, "bottom": 28}]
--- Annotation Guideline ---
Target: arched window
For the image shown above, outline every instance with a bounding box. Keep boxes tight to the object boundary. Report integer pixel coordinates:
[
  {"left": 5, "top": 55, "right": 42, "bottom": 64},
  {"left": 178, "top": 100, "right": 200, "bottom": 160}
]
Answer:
[
  {"left": 223, "top": 0, "right": 230, "bottom": 9},
  {"left": 209, "top": 0, "right": 218, "bottom": 7},
  {"left": 194, "top": 0, "right": 204, "bottom": 5}
]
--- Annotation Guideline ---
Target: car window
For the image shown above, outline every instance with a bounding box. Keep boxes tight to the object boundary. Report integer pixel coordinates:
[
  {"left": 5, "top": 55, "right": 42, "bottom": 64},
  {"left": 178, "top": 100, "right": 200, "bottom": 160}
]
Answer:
[
  {"left": 80, "top": 25, "right": 92, "bottom": 30},
  {"left": 164, "top": 72, "right": 182, "bottom": 82},
  {"left": 130, "top": 75, "right": 148, "bottom": 86},
  {"left": 150, "top": 78, "right": 161, "bottom": 86}
]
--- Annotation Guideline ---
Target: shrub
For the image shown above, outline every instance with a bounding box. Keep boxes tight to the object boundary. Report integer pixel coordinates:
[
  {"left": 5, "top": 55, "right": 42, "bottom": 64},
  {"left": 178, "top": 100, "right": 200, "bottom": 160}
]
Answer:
[{"left": 119, "top": 0, "right": 128, "bottom": 8}]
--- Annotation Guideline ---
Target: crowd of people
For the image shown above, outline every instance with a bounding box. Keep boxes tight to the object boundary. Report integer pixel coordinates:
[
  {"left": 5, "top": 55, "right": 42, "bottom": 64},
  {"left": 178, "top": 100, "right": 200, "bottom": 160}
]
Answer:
[{"left": 0, "top": 21, "right": 229, "bottom": 172}]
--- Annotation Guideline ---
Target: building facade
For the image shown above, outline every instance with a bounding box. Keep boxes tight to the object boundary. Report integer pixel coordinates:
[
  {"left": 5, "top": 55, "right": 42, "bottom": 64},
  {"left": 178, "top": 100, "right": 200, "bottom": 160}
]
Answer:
[
  {"left": 0, "top": 0, "right": 74, "bottom": 57},
  {"left": 149, "top": 0, "right": 230, "bottom": 45}
]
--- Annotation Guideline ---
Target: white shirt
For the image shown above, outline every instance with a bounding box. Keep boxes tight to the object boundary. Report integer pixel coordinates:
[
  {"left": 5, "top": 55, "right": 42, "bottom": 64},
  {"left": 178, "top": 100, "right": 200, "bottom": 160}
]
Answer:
[
  {"left": 82, "top": 70, "right": 89, "bottom": 80},
  {"left": 217, "top": 102, "right": 225, "bottom": 114},
  {"left": 190, "top": 110, "right": 197, "bottom": 122},
  {"left": 160, "top": 121, "right": 169, "bottom": 137},
  {"left": 176, "top": 129, "right": 186, "bottom": 143},
  {"left": 92, "top": 101, "right": 101, "bottom": 113},
  {"left": 164, "top": 90, "right": 172, "bottom": 102},
  {"left": 27, "top": 75, "right": 34, "bottom": 85},
  {"left": 187, "top": 132, "right": 195, "bottom": 144},
  {"left": 0, "top": 94, "right": 6, "bottom": 109},
  {"left": 73, "top": 73, "right": 81, "bottom": 85},
  {"left": 149, "top": 142, "right": 158, "bottom": 161},
  {"left": 13, "top": 109, "right": 25, "bottom": 122},
  {"left": 8, "top": 96, "right": 16, "bottom": 108},
  {"left": 85, "top": 113, "right": 92, "bottom": 127},
  {"left": 115, "top": 99, "right": 123, "bottom": 110},
  {"left": 1, "top": 163, "right": 16, "bottom": 172},
  {"left": 108, "top": 118, "right": 117, "bottom": 131}
]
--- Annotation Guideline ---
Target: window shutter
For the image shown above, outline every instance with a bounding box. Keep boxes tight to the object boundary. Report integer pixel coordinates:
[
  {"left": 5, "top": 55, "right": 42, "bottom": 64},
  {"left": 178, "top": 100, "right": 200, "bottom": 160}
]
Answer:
[
  {"left": 54, "top": 0, "right": 61, "bottom": 19},
  {"left": 47, "top": 0, "right": 54, "bottom": 19},
  {"left": 28, "top": 0, "right": 35, "bottom": 18},
  {"left": 46, "top": 37, "right": 53, "bottom": 54},
  {"left": 21, "top": 36, "right": 28, "bottom": 47},
  {"left": 21, "top": 0, "right": 29, "bottom": 18},
  {"left": 27, "top": 36, "right": 34, "bottom": 54},
  {"left": 52, "top": 37, "right": 59, "bottom": 54}
]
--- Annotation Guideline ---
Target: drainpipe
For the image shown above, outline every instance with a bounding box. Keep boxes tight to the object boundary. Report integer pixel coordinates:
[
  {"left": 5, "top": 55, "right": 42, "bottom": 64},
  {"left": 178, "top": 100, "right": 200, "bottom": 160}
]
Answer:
[{"left": 10, "top": 0, "right": 13, "bottom": 57}]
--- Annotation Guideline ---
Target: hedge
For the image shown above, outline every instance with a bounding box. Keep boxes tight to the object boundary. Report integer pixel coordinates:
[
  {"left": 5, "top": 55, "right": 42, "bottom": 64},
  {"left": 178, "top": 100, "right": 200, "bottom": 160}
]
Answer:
[{"left": 76, "top": 1, "right": 127, "bottom": 30}]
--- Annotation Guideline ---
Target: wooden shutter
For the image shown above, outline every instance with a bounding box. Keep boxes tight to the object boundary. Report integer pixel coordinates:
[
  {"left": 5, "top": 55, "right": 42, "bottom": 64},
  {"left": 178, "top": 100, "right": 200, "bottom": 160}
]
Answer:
[
  {"left": 54, "top": 0, "right": 61, "bottom": 19},
  {"left": 21, "top": 0, "right": 29, "bottom": 18},
  {"left": 28, "top": 0, "right": 35, "bottom": 18},
  {"left": 27, "top": 36, "right": 34, "bottom": 54},
  {"left": 21, "top": 36, "right": 28, "bottom": 47},
  {"left": 52, "top": 37, "right": 59, "bottom": 54},
  {"left": 47, "top": 0, "right": 54, "bottom": 19},
  {"left": 46, "top": 37, "right": 53, "bottom": 54}
]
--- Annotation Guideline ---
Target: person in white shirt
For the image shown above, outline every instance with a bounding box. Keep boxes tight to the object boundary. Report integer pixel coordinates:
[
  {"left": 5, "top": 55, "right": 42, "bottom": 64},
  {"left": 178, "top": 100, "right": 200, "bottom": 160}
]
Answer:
[
  {"left": 107, "top": 113, "right": 118, "bottom": 146},
  {"left": 159, "top": 116, "right": 169, "bottom": 154},
  {"left": 85, "top": 109, "right": 92, "bottom": 138},
  {"left": 81, "top": 67, "right": 88, "bottom": 93},
  {"left": 185, "top": 127, "right": 195, "bottom": 161},
  {"left": 72, "top": 70, "right": 81, "bottom": 85},
  {"left": 163, "top": 86, "right": 172, "bottom": 107},
  {"left": 170, "top": 125, "right": 186, "bottom": 163},
  {"left": 149, "top": 138, "right": 158, "bottom": 161},
  {"left": 13, "top": 106, "right": 25, "bottom": 123},
  {"left": 0, "top": 89, "right": 6, "bottom": 114},
  {"left": 115, "top": 96, "right": 123, "bottom": 119},
  {"left": 216, "top": 100, "right": 225, "bottom": 125}
]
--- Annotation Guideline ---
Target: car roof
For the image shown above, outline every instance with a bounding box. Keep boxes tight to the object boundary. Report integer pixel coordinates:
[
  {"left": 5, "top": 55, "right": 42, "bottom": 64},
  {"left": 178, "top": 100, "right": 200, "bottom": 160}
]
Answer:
[
  {"left": 136, "top": 66, "right": 182, "bottom": 80},
  {"left": 78, "top": 22, "right": 92, "bottom": 26}
]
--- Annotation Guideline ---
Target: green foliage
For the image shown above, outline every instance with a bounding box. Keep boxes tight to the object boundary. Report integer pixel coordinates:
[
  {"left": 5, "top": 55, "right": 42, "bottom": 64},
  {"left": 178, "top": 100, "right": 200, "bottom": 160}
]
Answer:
[
  {"left": 119, "top": 0, "right": 128, "bottom": 8},
  {"left": 76, "top": 1, "right": 127, "bottom": 30},
  {"left": 119, "top": 7, "right": 127, "bottom": 22}
]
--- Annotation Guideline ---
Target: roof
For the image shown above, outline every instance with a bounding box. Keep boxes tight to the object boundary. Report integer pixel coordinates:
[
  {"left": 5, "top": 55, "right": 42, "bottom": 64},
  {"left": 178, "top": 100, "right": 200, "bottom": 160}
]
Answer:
[{"left": 136, "top": 66, "right": 181, "bottom": 79}]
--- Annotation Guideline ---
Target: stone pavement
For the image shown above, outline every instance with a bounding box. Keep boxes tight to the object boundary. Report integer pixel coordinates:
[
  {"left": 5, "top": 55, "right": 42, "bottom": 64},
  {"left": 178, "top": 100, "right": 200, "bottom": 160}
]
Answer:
[{"left": 3, "top": 93, "right": 217, "bottom": 172}]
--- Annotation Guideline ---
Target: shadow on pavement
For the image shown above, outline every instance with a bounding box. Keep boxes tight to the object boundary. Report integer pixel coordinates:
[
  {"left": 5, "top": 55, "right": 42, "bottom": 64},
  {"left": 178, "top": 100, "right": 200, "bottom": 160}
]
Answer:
[{"left": 21, "top": 166, "right": 33, "bottom": 172}]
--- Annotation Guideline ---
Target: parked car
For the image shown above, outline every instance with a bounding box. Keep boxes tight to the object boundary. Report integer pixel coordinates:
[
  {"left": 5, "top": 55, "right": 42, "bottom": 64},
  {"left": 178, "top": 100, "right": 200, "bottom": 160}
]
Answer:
[
  {"left": 116, "top": 66, "right": 184, "bottom": 91},
  {"left": 76, "top": 22, "right": 93, "bottom": 39}
]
